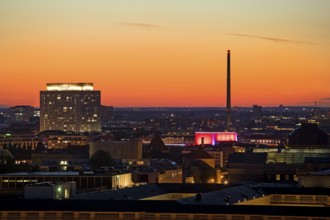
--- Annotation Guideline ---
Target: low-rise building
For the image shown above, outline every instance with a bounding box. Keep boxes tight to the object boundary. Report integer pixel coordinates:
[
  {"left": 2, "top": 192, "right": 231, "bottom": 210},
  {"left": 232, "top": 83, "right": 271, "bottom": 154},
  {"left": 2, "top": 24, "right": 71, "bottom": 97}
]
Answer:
[
  {"left": 47, "top": 135, "right": 89, "bottom": 149},
  {"left": 0, "top": 172, "right": 132, "bottom": 191},
  {"left": 24, "top": 181, "right": 76, "bottom": 200},
  {"left": 298, "top": 169, "right": 330, "bottom": 188},
  {"left": 0, "top": 133, "right": 39, "bottom": 150}
]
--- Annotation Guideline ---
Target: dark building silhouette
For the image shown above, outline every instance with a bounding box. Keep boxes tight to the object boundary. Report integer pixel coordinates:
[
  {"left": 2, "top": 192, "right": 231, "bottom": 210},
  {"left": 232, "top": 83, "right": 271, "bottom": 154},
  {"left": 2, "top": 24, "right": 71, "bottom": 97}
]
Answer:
[
  {"left": 253, "top": 105, "right": 262, "bottom": 118},
  {"left": 9, "top": 106, "right": 35, "bottom": 123},
  {"left": 288, "top": 123, "right": 328, "bottom": 147},
  {"left": 227, "top": 152, "right": 267, "bottom": 183},
  {"left": 149, "top": 133, "right": 166, "bottom": 151}
]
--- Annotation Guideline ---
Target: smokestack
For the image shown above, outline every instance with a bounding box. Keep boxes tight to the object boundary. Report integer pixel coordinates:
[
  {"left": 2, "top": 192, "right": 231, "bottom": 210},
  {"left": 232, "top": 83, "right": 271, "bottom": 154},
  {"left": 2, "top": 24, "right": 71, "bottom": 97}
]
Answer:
[{"left": 226, "top": 50, "right": 231, "bottom": 130}]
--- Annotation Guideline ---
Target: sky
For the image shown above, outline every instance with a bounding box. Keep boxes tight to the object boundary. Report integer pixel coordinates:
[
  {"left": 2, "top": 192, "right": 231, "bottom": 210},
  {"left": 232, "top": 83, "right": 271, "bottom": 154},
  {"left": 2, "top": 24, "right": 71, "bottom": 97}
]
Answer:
[{"left": 1, "top": 0, "right": 330, "bottom": 107}]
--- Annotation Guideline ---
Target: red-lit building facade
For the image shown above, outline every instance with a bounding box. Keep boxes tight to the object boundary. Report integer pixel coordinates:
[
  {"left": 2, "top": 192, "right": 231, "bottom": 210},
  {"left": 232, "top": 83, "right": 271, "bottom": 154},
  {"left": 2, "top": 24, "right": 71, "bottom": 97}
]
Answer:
[{"left": 195, "top": 132, "right": 237, "bottom": 146}]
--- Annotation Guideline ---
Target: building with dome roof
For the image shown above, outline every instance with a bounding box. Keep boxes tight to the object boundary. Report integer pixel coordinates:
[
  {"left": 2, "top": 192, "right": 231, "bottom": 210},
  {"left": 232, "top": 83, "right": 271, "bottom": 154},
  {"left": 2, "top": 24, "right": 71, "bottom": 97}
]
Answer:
[
  {"left": 288, "top": 123, "right": 328, "bottom": 148},
  {"left": 251, "top": 123, "right": 330, "bottom": 182},
  {"left": 254, "top": 123, "right": 330, "bottom": 164}
]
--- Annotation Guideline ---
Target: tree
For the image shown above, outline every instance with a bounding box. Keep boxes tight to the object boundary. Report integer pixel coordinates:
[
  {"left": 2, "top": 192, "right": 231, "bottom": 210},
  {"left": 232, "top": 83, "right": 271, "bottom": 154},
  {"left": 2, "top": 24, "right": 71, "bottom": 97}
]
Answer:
[{"left": 90, "top": 150, "right": 115, "bottom": 169}]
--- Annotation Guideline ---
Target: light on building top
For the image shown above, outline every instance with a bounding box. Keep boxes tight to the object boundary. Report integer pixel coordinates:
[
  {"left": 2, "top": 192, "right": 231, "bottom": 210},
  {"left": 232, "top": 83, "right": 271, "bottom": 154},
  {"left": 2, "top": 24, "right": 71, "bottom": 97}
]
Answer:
[{"left": 47, "top": 83, "right": 94, "bottom": 91}]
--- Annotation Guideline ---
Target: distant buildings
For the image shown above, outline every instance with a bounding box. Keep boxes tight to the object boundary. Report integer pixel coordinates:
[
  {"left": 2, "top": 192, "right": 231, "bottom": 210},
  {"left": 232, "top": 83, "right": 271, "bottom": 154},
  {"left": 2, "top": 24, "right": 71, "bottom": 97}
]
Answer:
[
  {"left": 40, "top": 83, "right": 101, "bottom": 132},
  {"left": 252, "top": 104, "right": 262, "bottom": 118},
  {"left": 101, "top": 105, "right": 114, "bottom": 125},
  {"left": 9, "top": 105, "right": 35, "bottom": 123},
  {"left": 239, "top": 133, "right": 286, "bottom": 147}
]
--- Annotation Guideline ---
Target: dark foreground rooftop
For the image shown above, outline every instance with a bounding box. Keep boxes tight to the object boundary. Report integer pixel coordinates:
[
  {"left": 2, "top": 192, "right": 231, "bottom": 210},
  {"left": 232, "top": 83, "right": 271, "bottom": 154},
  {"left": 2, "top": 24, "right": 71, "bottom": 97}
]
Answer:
[
  {"left": 1, "top": 184, "right": 330, "bottom": 216},
  {"left": 0, "top": 199, "right": 329, "bottom": 217}
]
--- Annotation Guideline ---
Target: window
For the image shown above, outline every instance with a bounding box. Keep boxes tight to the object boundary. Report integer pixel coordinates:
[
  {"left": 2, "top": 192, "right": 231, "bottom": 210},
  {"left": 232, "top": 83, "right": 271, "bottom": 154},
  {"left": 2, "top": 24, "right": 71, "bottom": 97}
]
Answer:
[
  {"left": 144, "top": 213, "right": 156, "bottom": 220},
  {"left": 232, "top": 216, "right": 245, "bottom": 220},
  {"left": 213, "top": 215, "right": 227, "bottom": 220}
]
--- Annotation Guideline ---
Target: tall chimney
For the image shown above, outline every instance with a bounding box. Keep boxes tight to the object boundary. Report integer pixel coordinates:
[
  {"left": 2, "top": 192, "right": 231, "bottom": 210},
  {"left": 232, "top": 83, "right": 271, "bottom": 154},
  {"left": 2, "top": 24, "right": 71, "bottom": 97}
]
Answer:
[{"left": 226, "top": 50, "right": 231, "bottom": 130}]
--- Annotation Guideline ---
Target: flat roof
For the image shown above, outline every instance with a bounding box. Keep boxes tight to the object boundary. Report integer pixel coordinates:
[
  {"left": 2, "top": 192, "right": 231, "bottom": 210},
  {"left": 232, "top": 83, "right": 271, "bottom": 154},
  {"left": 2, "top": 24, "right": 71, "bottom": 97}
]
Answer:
[
  {"left": 1, "top": 172, "right": 80, "bottom": 176},
  {"left": 0, "top": 171, "right": 132, "bottom": 177},
  {"left": 0, "top": 200, "right": 329, "bottom": 216},
  {"left": 74, "top": 184, "right": 166, "bottom": 200},
  {"left": 0, "top": 183, "right": 330, "bottom": 216}
]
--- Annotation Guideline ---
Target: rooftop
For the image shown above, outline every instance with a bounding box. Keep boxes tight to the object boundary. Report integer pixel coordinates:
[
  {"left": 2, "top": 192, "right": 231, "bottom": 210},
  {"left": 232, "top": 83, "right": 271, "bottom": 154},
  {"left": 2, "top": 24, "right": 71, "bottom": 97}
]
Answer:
[
  {"left": 1, "top": 172, "right": 80, "bottom": 176},
  {"left": 0, "top": 184, "right": 330, "bottom": 216},
  {"left": 228, "top": 152, "right": 267, "bottom": 164},
  {"left": 46, "top": 83, "right": 94, "bottom": 91},
  {"left": 187, "top": 148, "right": 213, "bottom": 159}
]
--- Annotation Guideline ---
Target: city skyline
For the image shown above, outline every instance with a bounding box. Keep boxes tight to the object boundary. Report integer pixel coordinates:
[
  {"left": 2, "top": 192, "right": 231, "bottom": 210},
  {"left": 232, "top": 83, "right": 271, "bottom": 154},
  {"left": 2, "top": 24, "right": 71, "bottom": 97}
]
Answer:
[{"left": 1, "top": 1, "right": 330, "bottom": 107}]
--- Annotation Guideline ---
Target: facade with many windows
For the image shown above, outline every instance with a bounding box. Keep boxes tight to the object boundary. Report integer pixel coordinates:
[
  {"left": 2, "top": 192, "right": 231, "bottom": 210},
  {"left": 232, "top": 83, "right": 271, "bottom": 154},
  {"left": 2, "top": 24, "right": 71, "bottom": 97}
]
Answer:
[{"left": 40, "top": 83, "right": 101, "bottom": 132}]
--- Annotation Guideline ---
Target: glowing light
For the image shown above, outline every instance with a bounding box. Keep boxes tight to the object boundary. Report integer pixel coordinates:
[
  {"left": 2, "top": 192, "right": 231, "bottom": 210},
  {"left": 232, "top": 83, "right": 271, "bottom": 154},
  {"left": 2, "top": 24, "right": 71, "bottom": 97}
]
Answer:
[
  {"left": 47, "top": 83, "right": 94, "bottom": 91},
  {"left": 60, "top": 161, "right": 68, "bottom": 165},
  {"left": 195, "top": 132, "right": 237, "bottom": 145}
]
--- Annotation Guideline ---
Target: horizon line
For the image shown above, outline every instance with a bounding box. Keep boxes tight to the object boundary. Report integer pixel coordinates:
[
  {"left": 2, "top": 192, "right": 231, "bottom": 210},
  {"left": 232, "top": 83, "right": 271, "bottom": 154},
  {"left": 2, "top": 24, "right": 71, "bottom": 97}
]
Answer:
[{"left": 1, "top": 105, "right": 329, "bottom": 109}]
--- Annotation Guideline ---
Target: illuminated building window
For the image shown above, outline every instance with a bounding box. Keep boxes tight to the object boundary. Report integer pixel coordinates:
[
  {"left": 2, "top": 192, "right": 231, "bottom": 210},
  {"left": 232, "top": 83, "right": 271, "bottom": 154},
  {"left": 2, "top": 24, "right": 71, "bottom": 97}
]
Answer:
[
  {"left": 294, "top": 175, "right": 298, "bottom": 182},
  {"left": 60, "top": 161, "right": 68, "bottom": 165},
  {"left": 276, "top": 174, "right": 280, "bottom": 181}
]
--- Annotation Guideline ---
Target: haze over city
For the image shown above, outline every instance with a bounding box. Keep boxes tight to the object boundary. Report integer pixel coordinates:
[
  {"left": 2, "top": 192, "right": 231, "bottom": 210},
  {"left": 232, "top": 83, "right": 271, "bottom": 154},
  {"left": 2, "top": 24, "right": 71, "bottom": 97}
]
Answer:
[{"left": 1, "top": 0, "right": 330, "bottom": 107}]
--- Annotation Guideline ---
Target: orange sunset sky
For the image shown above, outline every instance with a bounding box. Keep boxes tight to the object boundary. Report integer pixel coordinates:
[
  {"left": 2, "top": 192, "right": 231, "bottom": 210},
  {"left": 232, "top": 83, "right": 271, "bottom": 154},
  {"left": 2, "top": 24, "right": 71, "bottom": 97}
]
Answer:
[{"left": 1, "top": 1, "right": 330, "bottom": 107}]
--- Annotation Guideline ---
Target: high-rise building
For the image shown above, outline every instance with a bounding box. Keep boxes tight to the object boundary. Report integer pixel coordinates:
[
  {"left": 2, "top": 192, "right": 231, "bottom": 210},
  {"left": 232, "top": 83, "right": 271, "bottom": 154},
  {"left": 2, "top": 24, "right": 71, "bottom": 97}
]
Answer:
[{"left": 40, "top": 83, "right": 101, "bottom": 132}]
